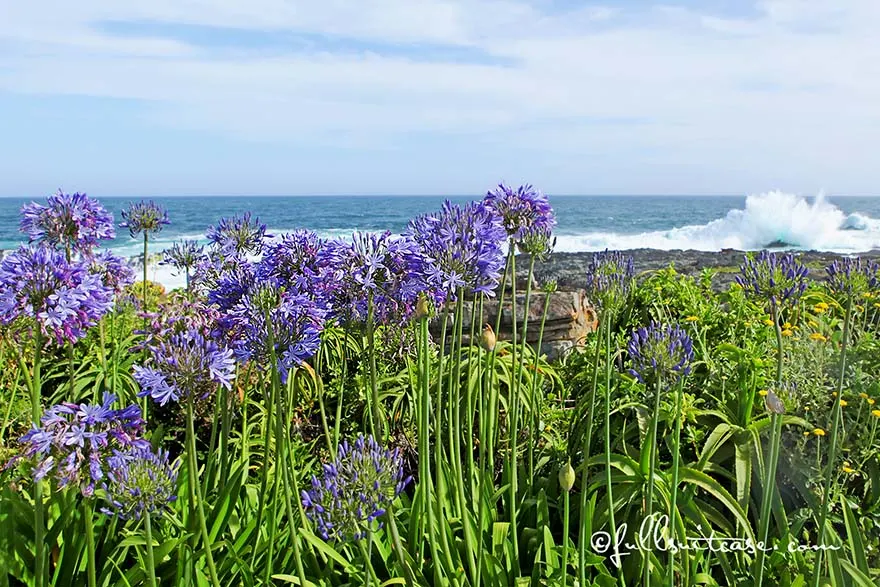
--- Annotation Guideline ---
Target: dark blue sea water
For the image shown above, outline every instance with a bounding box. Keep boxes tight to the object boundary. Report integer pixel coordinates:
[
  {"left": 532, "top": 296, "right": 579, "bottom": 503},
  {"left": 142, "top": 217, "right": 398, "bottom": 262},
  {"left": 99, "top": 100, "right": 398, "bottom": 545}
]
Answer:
[{"left": 2, "top": 193, "right": 880, "bottom": 268}]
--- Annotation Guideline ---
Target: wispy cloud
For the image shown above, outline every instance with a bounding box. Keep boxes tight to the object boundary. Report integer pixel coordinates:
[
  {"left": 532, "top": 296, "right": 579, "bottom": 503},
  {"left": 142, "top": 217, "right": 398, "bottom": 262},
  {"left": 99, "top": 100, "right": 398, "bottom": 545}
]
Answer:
[{"left": 1, "top": 0, "right": 879, "bottom": 194}]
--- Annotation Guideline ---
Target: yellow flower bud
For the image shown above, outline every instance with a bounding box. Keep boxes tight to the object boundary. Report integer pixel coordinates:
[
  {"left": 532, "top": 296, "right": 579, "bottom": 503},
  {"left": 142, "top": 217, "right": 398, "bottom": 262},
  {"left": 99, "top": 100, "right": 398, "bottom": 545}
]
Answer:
[
  {"left": 781, "top": 329, "right": 793, "bottom": 337},
  {"left": 809, "top": 333, "right": 826, "bottom": 342},
  {"left": 684, "top": 315, "right": 699, "bottom": 322},
  {"left": 558, "top": 460, "right": 576, "bottom": 492},
  {"left": 758, "top": 389, "right": 768, "bottom": 397},
  {"left": 872, "top": 409, "right": 880, "bottom": 418},
  {"left": 859, "top": 393, "right": 869, "bottom": 399},
  {"left": 480, "top": 324, "right": 496, "bottom": 351},
  {"left": 840, "top": 400, "right": 848, "bottom": 407},
  {"left": 812, "top": 428, "right": 825, "bottom": 436},
  {"left": 763, "top": 319, "right": 774, "bottom": 326}
]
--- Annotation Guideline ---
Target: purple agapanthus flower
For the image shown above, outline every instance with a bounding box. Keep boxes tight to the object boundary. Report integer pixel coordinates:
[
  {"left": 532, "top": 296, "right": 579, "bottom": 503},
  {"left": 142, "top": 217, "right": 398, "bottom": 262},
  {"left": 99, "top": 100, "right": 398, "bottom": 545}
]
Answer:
[
  {"left": 14, "top": 393, "right": 149, "bottom": 497},
  {"left": 227, "top": 284, "right": 324, "bottom": 380},
  {"left": 585, "top": 249, "right": 636, "bottom": 315},
  {"left": 628, "top": 323, "right": 694, "bottom": 384},
  {"left": 736, "top": 251, "right": 809, "bottom": 308},
  {"left": 825, "top": 256, "right": 879, "bottom": 297},
  {"left": 406, "top": 200, "right": 507, "bottom": 300},
  {"left": 133, "top": 329, "right": 236, "bottom": 406},
  {"left": 89, "top": 250, "right": 136, "bottom": 295},
  {"left": 120, "top": 200, "right": 170, "bottom": 238},
  {"left": 318, "top": 231, "right": 422, "bottom": 324},
  {"left": 483, "top": 182, "right": 556, "bottom": 242},
  {"left": 101, "top": 447, "right": 179, "bottom": 520},
  {"left": 206, "top": 212, "right": 268, "bottom": 257},
  {"left": 161, "top": 240, "right": 204, "bottom": 278},
  {"left": 257, "top": 230, "right": 332, "bottom": 304},
  {"left": 20, "top": 190, "right": 115, "bottom": 256},
  {"left": 301, "top": 434, "right": 411, "bottom": 542},
  {"left": 0, "top": 245, "right": 115, "bottom": 344}
]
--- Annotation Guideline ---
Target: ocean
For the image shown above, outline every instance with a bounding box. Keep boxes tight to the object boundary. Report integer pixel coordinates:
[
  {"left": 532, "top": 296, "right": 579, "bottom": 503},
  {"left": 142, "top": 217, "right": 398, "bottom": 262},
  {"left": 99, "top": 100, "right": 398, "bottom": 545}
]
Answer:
[{"left": 2, "top": 191, "right": 879, "bottom": 288}]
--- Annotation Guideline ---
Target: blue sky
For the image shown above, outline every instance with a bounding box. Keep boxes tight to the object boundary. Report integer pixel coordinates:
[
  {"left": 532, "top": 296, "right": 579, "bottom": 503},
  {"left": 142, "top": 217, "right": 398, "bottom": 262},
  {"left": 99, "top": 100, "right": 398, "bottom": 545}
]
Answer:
[{"left": 1, "top": 0, "right": 878, "bottom": 197}]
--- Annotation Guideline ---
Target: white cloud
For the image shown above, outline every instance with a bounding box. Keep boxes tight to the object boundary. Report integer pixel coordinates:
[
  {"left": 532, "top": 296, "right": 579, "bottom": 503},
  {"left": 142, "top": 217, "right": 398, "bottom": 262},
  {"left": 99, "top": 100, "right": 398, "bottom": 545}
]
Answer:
[{"left": 1, "top": 0, "right": 879, "bottom": 193}]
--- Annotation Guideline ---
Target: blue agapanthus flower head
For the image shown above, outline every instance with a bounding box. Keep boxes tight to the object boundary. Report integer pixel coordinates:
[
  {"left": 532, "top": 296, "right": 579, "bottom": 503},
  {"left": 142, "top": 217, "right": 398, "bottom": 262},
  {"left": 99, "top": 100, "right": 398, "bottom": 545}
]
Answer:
[
  {"left": 20, "top": 190, "right": 116, "bottom": 256},
  {"left": 825, "top": 256, "right": 879, "bottom": 297},
  {"left": 0, "top": 245, "right": 115, "bottom": 345},
  {"left": 483, "top": 182, "right": 556, "bottom": 242},
  {"left": 227, "top": 284, "right": 325, "bottom": 380},
  {"left": 101, "top": 447, "right": 179, "bottom": 520},
  {"left": 627, "top": 322, "right": 694, "bottom": 385},
  {"left": 14, "top": 393, "right": 149, "bottom": 497},
  {"left": 735, "top": 251, "right": 809, "bottom": 308},
  {"left": 89, "top": 250, "right": 136, "bottom": 295},
  {"left": 206, "top": 212, "right": 268, "bottom": 257},
  {"left": 256, "top": 230, "right": 331, "bottom": 302},
  {"left": 134, "top": 328, "right": 236, "bottom": 406},
  {"left": 406, "top": 200, "right": 506, "bottom": 300},
  {"left": 585, "top": 249, "right": 635, "bottom": 315},
  {"left": 161, "top": 240, "right": 205, "bottom": 276},
  {"left": 318, "top": 231, "right": 422, "bottom": 324},
  {"left": 301, "top": 434, "right": 411, "bottom": 542},
  {"left": 120, "top": 200, "right": 170, "bottom": 238}
]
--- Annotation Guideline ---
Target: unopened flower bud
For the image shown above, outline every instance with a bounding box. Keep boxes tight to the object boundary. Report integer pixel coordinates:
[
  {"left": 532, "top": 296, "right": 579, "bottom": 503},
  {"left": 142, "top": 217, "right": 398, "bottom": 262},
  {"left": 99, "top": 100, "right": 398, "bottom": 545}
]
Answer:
[
  {"left": 414, "top": 295, "right": 431, "bottom": 319},
  {"left": 558, "top": 460, "right": 575, "bottom": 492},
  {"left": 480, "top": 324, "right": 496, "bottom": 351}
]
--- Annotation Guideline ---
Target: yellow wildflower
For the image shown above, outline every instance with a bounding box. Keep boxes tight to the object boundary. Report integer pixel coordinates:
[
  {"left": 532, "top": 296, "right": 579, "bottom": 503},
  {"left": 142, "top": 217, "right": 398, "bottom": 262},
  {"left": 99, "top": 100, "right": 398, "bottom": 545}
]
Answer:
[
  {"left": 809, "top": 333, "right": 826, "bottom": 342},
  {"left": 803, "top": 431, "right": 811, "bottom": 437},
  {"left": 684, "top": 315, "right": 699, "bottom": 322},
  {"left": 813, "top": 303, "right": 828, "bottom": 314},
  {"left": 874, "top": 302, "right": 880, "bottom": 310},
  {"left": 872, "top": 409, "right": 880, "bottom": 418},
  {"left": 856, "top": 305, "right": 864, "bottom": 312},
  {"left": 859, "top": 392, "right": 869, "bottom": 399},
  {"left": 763, "top": 318, "right": 774, "bottom": 326},
  {"left": 869, "top": 398, "right": 876, "bottom": 406},
  {"left": 758, "top": 389, "right": 768, "bottom": 397},
  {"left": 808, "top": 320, "right": 818, "bottom": 328},
  {"left": 813, "top": 428, "right": 825, "bottom": 436},
  {"left": 783, "top": 322, "right": 792, "bottom": 330},
  {"left": 782, "top": 329, "right": 793, "bottom": 337},
  {"left": 840, "top": 400, "right": 848, "bottom": 407},
  {"left": 842, "top": 465, "right": 856, "bottom": 474}
]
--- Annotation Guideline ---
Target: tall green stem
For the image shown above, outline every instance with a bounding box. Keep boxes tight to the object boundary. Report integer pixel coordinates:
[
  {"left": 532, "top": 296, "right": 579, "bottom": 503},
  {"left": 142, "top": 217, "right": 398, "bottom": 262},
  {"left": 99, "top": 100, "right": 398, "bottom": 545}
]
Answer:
[
  {"left": 366, "top": 296, "right": 382, "bottom": 440},
  {"left": 32, "top": 331, "right": 46, "bottom": 587},
  {"left": 185, "top": 395, "right": 221, "bottom": 587},
  {"left": 144, "top": 513, "right": 158, "bottom": 587},
  {"left": 812, "top": 297, "right": 853, "bottom": 587},
  {"left": 603, "top": 317, "right": 620, "bottom": 575},
  {"left": 755, "top": 304, "right": 786, "bottom": 586},
  {"left": 83, "top": 500, "right": 97, "bottom": 587},
  {"left": 668, "top": 377, "right": 685, "bottom": 584},
  {"left": 562, "top": 488, "right": 571, "bottom": 587},
  {"left": 643, "top": 373, "right": 663, "bottom": 586},
  {"left": 507, "top": 249, "right": 520, "bottom": 567},
  {"left": 579, "top": 319, "right": 603, "bottom": 587}
]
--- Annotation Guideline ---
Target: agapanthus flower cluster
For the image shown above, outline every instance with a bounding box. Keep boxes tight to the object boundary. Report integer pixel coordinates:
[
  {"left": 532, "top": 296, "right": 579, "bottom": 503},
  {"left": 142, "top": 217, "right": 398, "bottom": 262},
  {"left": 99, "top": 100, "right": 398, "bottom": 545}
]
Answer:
[
  {"left": 15, "top": 393, "right": 149, "bottom": 497},
  {"left": 20, "top": 190, "right": 115, "bottom": 256},
  {"left": 406, "top": 201, "right": 506, "bottom": 300},
  {"left": 227, "top": 284, "right": 325, "bottom": 380},
  {"left": 825, "top": 257, "right": 879, "bottom": 298},
  {"left": 301, "top": 435, "right": 411, "bottom": 542},
  {"left": 161, "top": 240, "right": 204, "bottom": 278},
  {"left": 483, "top": 183, "right": 556, "bottom": 242},
  {"left": 736, "top": 251, "right": 809, "bottom": 308},
  {"left": 319, "top": 231, "right": 423, "bottom": 324},
  {"left": 585, "top": 249, "right": 635, "bottom": 315},
  {"left": 120, "top": 200, "right": 170, "bottom": 237},
  {"left": 134, "top": 328, "right": 236, "bottom": 406},
  {"left": 101, "top": 447, "right": 179, "bottom": 520},
  {"left": 141, "top": 295, "right": 223, "bottom": 350},
  {"left": 206, "top": 212, "right": 268, "bottom": 257},
  {"left": 0, "top": 245, "right": 115, "bottom": 344},
  {"left": 257, "top": 230, "right": 332, "bottom": 306},
  {"left": 89, "top": 250, "right": 136, "bottom": 295},
  {"left": 628, "top": 323, "right": 694, "bottom": 384}
]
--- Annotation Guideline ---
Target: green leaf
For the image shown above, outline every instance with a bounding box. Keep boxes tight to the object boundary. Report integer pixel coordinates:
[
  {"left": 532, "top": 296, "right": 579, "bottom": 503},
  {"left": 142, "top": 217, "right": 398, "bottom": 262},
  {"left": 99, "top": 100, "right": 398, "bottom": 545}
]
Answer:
[{"left": 840, "top": 496, "right": 870, "bottom": 576}]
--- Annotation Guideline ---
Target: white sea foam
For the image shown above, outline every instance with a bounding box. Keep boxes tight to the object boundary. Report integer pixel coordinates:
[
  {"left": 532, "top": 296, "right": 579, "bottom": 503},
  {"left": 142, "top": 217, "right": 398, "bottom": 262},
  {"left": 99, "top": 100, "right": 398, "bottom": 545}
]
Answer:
[{"left": 553, "top": 191, "right": 880, "bottom": 253}]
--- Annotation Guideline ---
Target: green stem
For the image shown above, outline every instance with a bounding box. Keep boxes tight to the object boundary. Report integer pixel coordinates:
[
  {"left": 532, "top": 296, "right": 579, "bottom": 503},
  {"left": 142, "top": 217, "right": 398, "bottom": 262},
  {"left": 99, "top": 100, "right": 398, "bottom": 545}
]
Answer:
[
  {"left": 32, "top": 331, "right": 46, "bottom": 587},
  {"left": 755, "top": 304, "right": 786, "bottom": 586},
  {"left": 84, "top": 500, "right": 96, "bottom": 587},
  {"left": 366, "top": 296, "right": 382, "bottom": 440},
  {"left": 186, "top": 395, "right": 221, "bottom": 587},
  {"left": 562, "top": 489, "right": 571, "bottom": 587},
  {"left": 579, "top": 318, "right": 603, "bottom": 587},
  {"left": 508, "top": 248, "right": 520, "bottom": 568},
  {"left": 144, "top": 513, "right": 158, "bottom": 587},
  {"left": 358, "top": 539, "right": 379, "bottom": 586},
  {"left": 251, "top": 370, "right": 274, "bottom": 567},
  {"left": 98, "top": 320, "right": 108, "bottom": 397},
  {"left": 603, "top": 317, "right": 620, "bottom": 574},
  {"left": 418, "top": 315, "right": 442, "bottom": 585},
  {"left": 333, "top": 328, "right": 348, "bottom": 453},
  {"left": 518, "top": 256, "right": 536, "bottom": 482},
  {"left": 668, "top": 378, "right": 685, "bottom": 584},
  {"left": 643, "top": 373, "right": 662, "bottom": 587},
  {"left": 811, "top": 297, "right": 853, "bottom": 587}
]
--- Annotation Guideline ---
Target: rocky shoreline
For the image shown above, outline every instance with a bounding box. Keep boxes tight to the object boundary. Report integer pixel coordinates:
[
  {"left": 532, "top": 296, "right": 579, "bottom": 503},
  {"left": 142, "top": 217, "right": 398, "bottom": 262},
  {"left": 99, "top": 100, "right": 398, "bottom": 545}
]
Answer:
[{"left": 521, "top": 248, "right": 880, "bottom": 292}]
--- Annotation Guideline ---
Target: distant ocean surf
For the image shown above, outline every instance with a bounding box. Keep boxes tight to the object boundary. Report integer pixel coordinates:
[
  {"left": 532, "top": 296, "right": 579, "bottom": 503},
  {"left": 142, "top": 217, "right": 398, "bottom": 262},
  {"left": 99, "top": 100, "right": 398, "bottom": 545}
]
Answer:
[{"left": 1, "top": 191, "right": 879, "bottom": 288}]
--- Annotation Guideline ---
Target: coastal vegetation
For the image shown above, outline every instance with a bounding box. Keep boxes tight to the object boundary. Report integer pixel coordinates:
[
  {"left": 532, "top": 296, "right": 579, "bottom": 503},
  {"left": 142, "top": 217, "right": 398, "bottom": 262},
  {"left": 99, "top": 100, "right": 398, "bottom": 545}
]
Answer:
[{"left": 1, "top": 188, "right": 878, "bottom": 586}]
